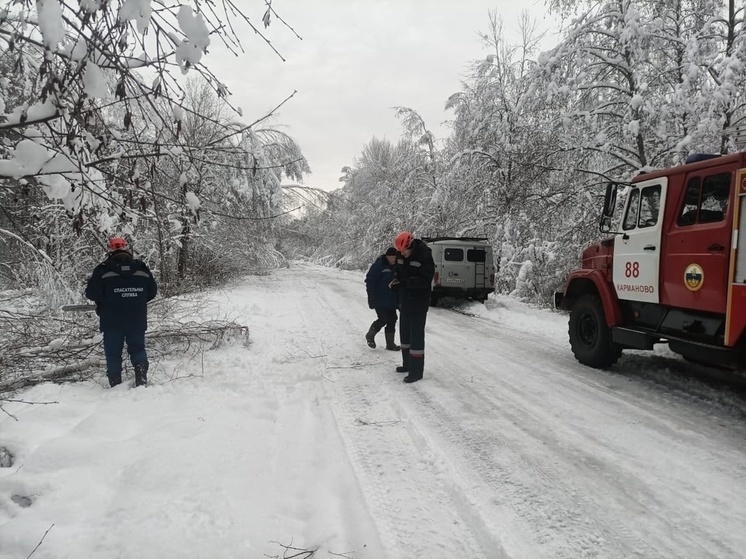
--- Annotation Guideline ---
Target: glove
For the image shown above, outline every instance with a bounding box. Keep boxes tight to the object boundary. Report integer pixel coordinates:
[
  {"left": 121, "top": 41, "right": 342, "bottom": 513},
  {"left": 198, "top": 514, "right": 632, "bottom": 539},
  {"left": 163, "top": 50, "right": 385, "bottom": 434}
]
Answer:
[
  {"left": 388, "top": 278, "right": 400, "bottom": 291},
  {"left": 367, "top": 295, "right": 375, "bottom": 309}
]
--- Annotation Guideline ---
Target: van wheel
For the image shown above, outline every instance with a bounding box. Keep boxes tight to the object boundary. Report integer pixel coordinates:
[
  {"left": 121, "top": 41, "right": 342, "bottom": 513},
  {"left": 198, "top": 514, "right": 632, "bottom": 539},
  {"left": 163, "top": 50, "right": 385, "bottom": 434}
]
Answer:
[
  {"left": 429, "top": 294, "right": 439, "bottom": 307},
  {"left": 568, "top": 294, "right": 622, "bottom": 369}
]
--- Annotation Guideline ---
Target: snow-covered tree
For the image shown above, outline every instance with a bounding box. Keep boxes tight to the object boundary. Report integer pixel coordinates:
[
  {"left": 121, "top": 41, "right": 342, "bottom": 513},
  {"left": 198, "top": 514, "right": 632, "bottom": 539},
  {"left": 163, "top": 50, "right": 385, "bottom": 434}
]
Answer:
[
  {"left": 543, "top": 0, "right": 746, "bottom": 171},
  {"left": 294, "top": 132, "right": 439, "bottom": 269},
  {"left": 0, "top": 1, "right": 308, "bottom": 295},
  {"left": 704, "top": 0, "right": 746, "bottom": 152},
  {"left": 0, "top": 0, "right": 305, "bottom": 215}
]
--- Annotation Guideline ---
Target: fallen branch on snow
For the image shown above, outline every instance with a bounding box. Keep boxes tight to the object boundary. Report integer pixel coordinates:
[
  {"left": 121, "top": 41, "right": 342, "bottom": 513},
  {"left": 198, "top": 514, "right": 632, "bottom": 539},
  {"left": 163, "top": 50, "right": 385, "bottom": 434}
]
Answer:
[{"left": 0, "top": 303, "right": 249, "bottom": 396}]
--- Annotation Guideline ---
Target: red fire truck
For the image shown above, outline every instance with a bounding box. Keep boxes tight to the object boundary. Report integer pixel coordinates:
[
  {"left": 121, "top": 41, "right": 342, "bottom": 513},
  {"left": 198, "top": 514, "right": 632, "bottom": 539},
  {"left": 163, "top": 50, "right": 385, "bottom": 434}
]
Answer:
[{"left": 555, "top": 152, "right": 746, "bottom": 370}]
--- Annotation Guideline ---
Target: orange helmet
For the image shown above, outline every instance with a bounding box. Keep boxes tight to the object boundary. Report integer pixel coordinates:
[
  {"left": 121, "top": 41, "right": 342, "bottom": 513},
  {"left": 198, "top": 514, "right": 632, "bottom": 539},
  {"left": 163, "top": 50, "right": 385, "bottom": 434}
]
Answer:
[
  {"left": 394, "top": 231, "right": 414, "bottom": 252},
  {"left": 108, "top": 237, "right": 129, "bottom": 251}
]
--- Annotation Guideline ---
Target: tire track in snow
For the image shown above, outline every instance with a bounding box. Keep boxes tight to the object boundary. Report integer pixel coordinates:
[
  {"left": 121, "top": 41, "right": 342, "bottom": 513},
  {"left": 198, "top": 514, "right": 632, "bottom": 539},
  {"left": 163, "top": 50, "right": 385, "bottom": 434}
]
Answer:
[
  {"left": 332, "top": 377, "right": 490, "bottom": 558},
  {"left": 286, "top": 265, "right": 746, "bottom": 558},
  {"left": 392, "top": 377, "right": 650, "bottom": 559},
  {"left": 406, "top": 310, "right": 746, "bottom": 558},
  {"left": 295, "top": 269, "right": 680, "bottom": 558},
  {"left": 292, "top": 271, "right": 495, "bottom": 558}
]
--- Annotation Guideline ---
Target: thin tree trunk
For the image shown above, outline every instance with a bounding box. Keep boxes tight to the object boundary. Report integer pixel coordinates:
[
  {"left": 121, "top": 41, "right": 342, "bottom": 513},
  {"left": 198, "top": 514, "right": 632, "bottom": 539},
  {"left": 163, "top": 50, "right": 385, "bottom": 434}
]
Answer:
[
  {"left": 177, "top": 216, "right": 190, "bottom": 281},
  {"left": 149, "top": 180, "right": 169, "bottom": 295},
  {"left": 720, "top": 0, "right": 736, "bottom": 154}
]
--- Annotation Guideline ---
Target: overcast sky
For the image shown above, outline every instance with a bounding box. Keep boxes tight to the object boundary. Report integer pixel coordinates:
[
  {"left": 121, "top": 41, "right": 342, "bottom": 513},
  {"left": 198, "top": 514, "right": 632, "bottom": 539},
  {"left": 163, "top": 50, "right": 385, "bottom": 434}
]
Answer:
[{"left": 210, "top": 1, "right": 559, "bottom": 191}]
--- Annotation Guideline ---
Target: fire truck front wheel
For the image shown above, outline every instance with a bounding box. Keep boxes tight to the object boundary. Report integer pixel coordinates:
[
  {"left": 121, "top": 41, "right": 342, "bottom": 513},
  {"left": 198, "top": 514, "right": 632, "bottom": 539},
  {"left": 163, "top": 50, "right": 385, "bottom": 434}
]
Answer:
[{"left": 568, "top": 294, "right": 622, "bottom": 369}]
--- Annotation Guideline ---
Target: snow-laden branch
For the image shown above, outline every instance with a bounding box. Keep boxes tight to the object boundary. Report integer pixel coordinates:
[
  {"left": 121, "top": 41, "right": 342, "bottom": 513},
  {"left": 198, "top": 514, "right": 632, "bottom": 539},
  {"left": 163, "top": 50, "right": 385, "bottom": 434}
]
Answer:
[{"left": 0, "top": 0, "right": 305, "bottom": 220}]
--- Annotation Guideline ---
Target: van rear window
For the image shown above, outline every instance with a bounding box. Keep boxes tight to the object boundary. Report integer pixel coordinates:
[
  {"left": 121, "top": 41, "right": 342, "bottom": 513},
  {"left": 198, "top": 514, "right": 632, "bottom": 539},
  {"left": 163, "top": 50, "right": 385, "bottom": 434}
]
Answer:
[
  {"left": 444, "top": 248, "right": 464, "bottom": 261},
  {"left": 467, "top": 249, "right": 486, "bottom": 262}
]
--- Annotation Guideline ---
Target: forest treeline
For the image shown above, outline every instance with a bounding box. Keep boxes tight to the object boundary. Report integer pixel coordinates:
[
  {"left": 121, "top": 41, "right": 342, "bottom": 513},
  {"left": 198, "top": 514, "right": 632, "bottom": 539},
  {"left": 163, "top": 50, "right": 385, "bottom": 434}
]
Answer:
[{"left": 290, "top": 1, "right": 745, "bottom": 303}]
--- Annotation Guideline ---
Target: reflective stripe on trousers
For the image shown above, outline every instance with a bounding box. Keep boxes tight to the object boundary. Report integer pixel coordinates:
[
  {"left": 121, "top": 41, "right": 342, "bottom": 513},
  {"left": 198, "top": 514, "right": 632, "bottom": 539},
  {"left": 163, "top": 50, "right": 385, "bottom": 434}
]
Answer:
[{"left": 399, "top": 307, "right": 427, "bottom": 356}]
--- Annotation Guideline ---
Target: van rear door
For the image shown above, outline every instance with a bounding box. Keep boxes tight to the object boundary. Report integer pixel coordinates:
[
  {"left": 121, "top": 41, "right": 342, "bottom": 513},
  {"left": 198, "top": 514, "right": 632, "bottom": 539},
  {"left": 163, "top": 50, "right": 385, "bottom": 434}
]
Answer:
[
  {"left": 440, "top": 245, "right": 466, "bottom": 288},
  {"left": 467, "top": 246, "right": 488, "bottom": 289}
]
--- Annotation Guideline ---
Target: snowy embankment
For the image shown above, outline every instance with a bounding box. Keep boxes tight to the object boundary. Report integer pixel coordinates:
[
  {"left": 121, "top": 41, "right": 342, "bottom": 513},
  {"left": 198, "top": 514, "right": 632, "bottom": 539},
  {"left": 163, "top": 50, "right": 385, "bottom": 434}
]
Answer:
[{"left": 1, "top": 263, "right": 745, "bottom": 559}]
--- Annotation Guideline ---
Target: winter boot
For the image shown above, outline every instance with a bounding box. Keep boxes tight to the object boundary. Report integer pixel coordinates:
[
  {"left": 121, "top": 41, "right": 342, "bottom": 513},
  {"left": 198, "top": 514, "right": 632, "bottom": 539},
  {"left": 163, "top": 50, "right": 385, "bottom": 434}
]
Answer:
[
  {"left": 403, "top": 354, "right": 424, "bottom": 383},
  {"left": 384, "top": 331, "right": 400, "bottom": 351},
  {"left": 396, "top": 347, "right": 410, "bottom": 373},
  {"left": 134, "top": 362, "right": 149, "bottom": 387},
  {"left": 365, "top": 324, "right": 377, "bottom": 349},
  {"left": 107, "top": 372, "right": 122, "bottom": 388}
]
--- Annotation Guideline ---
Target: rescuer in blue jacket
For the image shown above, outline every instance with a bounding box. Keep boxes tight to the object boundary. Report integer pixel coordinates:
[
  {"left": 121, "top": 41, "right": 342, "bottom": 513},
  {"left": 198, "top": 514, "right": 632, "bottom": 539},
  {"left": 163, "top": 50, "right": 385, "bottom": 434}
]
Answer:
[
  {"left": 364, "top": 246, "right": 400, "bottom": 350},
  {"left": 85, "top": 237, "right": 158, "bottom": 387},
  {"left": 392, "top": 231, "right": 434, "bottom": 384}
]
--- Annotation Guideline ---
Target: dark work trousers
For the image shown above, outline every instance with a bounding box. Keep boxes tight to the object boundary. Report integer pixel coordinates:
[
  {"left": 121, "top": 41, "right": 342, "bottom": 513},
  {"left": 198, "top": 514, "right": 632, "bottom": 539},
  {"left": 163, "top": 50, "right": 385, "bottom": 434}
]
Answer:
[
  {"left": 103, "top": 329, "right": 148, "bottom": 375},
  {"left": 399, "top": 304, "right": 428, "bottom": 376},
  {"left": 372, "top": 308, "right": 398, "bottom": 333}
]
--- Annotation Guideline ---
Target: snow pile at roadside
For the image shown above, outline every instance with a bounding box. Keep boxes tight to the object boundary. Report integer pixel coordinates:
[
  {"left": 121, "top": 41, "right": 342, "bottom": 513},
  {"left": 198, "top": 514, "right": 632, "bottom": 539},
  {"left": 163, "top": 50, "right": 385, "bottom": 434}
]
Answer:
[{"left": 457, "top": 293, "right": 568, "bottom": 344}]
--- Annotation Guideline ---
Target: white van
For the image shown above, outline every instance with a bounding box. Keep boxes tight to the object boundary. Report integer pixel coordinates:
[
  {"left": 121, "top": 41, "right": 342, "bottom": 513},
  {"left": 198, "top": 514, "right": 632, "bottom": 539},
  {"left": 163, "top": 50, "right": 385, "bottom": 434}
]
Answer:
[{"left": 423, "top": 236, "right": 495, "bottom": 306}]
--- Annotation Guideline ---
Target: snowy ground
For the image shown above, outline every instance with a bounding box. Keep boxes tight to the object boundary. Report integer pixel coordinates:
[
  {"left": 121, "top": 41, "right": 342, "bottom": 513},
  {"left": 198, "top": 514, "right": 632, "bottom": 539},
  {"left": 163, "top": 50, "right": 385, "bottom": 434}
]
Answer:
[{"left": 1, "top": 262, "right": 746, "bottom": 559}]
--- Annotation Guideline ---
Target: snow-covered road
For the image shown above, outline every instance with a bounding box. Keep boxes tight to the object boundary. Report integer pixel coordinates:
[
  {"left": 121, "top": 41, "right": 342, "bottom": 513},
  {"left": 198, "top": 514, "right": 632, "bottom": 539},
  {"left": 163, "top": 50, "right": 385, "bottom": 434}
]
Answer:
[
  {"left": 293, "top": 264, "right": 746, "bottom": 559},
  {"left": 1, "top": 263, "right": 745, "bottom": 558}
]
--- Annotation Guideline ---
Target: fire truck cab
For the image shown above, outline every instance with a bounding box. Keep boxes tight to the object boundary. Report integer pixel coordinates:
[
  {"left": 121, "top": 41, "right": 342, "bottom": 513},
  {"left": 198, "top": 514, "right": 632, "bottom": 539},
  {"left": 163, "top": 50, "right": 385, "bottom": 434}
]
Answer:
[{"left": 555, "top": 152, "right": 746, "bottom": 370}]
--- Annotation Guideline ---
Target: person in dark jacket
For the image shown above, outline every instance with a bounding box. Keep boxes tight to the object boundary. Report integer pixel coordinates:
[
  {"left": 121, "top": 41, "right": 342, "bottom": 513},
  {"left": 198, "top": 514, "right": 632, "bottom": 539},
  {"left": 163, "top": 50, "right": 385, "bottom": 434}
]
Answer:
[
  {"left": 364, "top": 247, "right": 400, "bottom": 350},
  {"left": 85, "top": 237, "right": 158, "bottom": 387},
  {"left": 391, "top": 231, "right": 434, "bottom": 383}
]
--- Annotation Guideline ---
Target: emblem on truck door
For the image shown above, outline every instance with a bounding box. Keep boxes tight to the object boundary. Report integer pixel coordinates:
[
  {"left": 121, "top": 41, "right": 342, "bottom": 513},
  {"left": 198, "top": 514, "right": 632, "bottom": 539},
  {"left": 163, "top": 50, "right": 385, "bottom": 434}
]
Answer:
[{"left": 684, "top": 263, "right": 704, "bottom": 291}]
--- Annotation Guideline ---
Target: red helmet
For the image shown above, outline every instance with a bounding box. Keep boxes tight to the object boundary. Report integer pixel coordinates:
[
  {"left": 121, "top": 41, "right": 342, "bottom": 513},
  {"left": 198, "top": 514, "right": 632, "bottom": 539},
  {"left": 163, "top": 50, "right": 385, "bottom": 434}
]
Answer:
[
  {"left": 394, "top": 231, "right": 414, "bottom": 252},
  {"left": 108, "top": 237, "right": 129, "bottom": 251}
]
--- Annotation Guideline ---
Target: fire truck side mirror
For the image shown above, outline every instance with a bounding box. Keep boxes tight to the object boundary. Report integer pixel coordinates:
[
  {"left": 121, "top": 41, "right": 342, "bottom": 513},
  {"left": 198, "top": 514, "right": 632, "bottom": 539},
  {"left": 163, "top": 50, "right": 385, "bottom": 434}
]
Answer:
[{"left": 600, "top": 183, "right": 618, "bottom": 232}]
